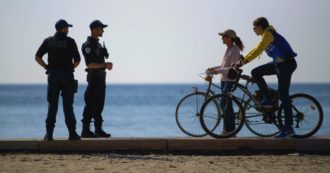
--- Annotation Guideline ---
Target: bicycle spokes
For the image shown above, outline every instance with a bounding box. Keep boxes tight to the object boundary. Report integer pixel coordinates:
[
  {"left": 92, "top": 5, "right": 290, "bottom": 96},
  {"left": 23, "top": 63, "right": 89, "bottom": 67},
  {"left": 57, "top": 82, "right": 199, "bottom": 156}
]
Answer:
[
  {"left": 176, "top": 92, "right": 210, "bottom": 137},
  {"left": 277, "top": 93, "right": 323, "bottom": 138},
  {"left": 200, "top": 94, "right": 244, "bottom": 138},
  {"left": 244, "top": 98, "right": 280, "bottom": 137}
]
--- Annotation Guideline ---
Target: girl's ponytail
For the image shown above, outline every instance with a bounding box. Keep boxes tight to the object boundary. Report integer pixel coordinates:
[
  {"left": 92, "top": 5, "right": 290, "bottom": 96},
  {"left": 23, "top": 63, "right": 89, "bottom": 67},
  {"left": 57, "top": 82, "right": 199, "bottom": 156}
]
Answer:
[{"left": 234, "top": 37, "right": 244, "bottom": 51}]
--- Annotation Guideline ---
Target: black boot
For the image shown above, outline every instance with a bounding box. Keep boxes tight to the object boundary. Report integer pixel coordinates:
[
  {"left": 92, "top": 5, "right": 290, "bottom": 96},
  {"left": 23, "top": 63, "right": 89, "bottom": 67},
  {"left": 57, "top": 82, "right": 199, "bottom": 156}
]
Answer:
[
  {"left": 95, "top": 122, "right": 111, "bottom": 138},
  {"left": 95, "top": 129, "right": 111, "bottom": 138},
  {"left": 44, "top": 126, "right": 54, "bottom": 141},
  {"left": 43, "top": 133, "right": 53, "bottom": 141},
  {"left": 81, "top": 124, "right": 97, "bottom": 138},
  {"left": 68, "top": 130, "right": 81, "bottom": 141}
]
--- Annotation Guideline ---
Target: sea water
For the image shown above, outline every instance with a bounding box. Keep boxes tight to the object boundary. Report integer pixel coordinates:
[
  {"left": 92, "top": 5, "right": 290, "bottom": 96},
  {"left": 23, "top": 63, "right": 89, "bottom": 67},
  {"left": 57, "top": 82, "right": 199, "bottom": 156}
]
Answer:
[{"left": 0, "top": 84, "right": 329, "bottom": 139}]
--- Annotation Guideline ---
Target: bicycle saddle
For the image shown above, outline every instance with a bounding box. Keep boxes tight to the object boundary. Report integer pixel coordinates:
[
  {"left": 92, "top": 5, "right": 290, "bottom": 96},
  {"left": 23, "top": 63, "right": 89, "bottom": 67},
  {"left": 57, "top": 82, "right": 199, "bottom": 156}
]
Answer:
[{"left": 241, "top": 75, "right": 255, "bottom": 83}]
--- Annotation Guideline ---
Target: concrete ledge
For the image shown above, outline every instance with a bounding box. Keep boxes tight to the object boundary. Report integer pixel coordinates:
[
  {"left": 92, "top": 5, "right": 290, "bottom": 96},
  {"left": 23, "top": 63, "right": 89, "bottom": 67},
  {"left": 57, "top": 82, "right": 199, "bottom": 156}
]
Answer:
[
  {"left": 0, "top": 139, "right": 39, "bottom": 151},
  {"left": 167, "top": 138, "right": 296, "bottom": 151},
  {"left": 39, "top": 138, "right": 168, "bottom": 152},
  {"left": 0, "top": 137, "right": 330, "bottom": 153},
  {"left": 295, "top": 138, "right": 330, "bottom": 152}
]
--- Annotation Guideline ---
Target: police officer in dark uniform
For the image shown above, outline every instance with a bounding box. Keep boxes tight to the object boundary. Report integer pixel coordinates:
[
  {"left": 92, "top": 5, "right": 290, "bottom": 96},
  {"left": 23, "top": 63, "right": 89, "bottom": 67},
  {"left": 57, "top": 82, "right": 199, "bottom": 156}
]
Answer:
[
  {"left": 35, "top": 19, "right": 81, "bottom": 141},
  {"left": 81, "top": 20, "right": 112, "bottom": 138}
]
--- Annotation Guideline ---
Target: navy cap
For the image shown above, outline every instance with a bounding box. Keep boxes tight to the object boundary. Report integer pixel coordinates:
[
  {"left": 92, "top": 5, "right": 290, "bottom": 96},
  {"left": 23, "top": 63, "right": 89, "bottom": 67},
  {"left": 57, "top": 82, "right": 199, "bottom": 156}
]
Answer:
[
  {"left": 89, "top": 20, "right": 108, "bottom": 29},
  {"left": 55, "top": 19, "right": 73, "bottom": 30}
]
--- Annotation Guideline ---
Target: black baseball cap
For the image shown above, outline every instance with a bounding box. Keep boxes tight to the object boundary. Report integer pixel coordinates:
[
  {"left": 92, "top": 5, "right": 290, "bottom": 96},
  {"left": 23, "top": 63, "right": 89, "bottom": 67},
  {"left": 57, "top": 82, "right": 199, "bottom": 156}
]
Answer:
[
  {"left": 89, "top": 20, "right": 108, "bottom": 29},
  {"left": 55, "top": 19, "right": 73, "bottom": 30}
]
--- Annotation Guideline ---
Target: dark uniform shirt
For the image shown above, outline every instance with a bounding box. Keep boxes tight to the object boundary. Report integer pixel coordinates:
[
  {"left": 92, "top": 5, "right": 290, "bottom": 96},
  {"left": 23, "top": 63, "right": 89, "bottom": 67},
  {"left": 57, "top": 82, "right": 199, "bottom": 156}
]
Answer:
[
  {"left": 82, "top": 36, "right": 106, "bottom": 67},
  {"left": 36, "top": 32, "right": 80, "bottom": 71}
]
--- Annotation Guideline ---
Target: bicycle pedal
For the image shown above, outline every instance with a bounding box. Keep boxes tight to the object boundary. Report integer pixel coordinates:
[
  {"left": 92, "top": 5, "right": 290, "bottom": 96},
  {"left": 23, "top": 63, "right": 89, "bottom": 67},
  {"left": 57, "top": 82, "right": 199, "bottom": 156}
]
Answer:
[{"left": 262, "top": 115, "right": 274, "bottom": 124}]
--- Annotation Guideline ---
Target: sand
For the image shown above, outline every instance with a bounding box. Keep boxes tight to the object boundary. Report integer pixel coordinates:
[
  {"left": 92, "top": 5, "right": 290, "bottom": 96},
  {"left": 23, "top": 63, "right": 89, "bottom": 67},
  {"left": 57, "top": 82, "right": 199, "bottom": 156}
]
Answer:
[{"left": 1, "top": 153, "right": 330, "bottom": 173}]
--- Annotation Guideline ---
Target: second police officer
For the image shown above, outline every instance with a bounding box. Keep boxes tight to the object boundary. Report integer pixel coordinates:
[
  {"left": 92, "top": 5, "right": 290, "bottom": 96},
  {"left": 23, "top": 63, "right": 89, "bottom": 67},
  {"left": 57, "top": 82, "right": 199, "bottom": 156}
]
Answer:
[{"left": 81, "top": 20, "right": 113, "bottom": 138}]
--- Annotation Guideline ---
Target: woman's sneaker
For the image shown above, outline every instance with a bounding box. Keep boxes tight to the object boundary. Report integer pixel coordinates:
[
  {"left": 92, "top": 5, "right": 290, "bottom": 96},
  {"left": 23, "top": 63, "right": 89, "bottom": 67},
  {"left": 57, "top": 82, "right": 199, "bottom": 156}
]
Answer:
[{"left": 275, "top": 127, "right": 295, "bottom": 138}]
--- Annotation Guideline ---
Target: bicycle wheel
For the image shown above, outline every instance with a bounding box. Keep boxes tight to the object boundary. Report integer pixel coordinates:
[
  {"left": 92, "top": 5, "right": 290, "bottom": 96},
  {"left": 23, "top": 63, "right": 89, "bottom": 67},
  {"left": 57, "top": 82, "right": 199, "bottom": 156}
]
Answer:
[
  {"left": 277, "top": 93, "right": 323, "bottom": 138},
  {"left": 200, "top": 94, "right": 244, "bottom": 138},
  {"left": 243, "top": 98, "right": 280, "bottom": 137},
  {"left": 175, "top": 92, "right": 213, "bottom": 137}
]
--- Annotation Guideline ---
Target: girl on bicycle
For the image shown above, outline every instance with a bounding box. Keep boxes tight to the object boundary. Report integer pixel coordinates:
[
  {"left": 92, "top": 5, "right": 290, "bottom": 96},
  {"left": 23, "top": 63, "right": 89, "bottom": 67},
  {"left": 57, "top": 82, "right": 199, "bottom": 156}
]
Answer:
[
  {"left": 207, "top": 29, "right": 244, "bottom": 136},
  {"left": 234, "top": 17, "right": 297, "bottom": 138}
]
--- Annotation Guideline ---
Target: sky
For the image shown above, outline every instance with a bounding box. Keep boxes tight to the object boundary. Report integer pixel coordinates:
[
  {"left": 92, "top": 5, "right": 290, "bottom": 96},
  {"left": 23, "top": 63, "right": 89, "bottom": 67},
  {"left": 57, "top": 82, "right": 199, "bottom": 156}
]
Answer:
[{"left": 0, "top": 0, "right": 330, "bottom": 84}]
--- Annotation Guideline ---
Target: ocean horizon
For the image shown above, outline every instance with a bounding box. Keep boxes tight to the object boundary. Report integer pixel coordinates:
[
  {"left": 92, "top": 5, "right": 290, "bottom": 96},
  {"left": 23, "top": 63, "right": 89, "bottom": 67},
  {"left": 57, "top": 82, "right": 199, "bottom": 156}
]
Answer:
[{"left": 0, "top": 83, "right": 329, "bottom": 139}]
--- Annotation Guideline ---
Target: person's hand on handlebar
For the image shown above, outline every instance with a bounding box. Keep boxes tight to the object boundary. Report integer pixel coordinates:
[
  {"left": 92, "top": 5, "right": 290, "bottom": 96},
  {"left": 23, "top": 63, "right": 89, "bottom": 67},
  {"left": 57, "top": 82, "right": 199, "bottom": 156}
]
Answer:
[
  {"left": 207, "top": 67, "right": 218, "bottom": 75},
  {"left": 231, "top": 55, "right": 245, "bottom": 70},
  {"left": 233, "top": 59, "right": 245, "bottom": 70},
  {"left": 204, "top": 68, "right": 215, "bottom": 82}
]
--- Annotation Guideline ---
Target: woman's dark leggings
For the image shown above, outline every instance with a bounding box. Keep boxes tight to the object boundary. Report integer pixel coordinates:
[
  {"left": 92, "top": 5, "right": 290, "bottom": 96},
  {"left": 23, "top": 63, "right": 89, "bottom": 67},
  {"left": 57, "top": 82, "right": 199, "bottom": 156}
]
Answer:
[{"left": 251, "top": 59, "right": 297, "bottom": 128}]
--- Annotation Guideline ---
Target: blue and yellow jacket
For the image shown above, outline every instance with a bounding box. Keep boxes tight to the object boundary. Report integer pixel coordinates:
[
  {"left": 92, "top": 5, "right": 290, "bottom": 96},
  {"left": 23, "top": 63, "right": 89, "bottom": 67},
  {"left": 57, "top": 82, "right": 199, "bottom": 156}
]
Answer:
[{"left": 243, "top": 26, "right": 297, "bottom": 63}]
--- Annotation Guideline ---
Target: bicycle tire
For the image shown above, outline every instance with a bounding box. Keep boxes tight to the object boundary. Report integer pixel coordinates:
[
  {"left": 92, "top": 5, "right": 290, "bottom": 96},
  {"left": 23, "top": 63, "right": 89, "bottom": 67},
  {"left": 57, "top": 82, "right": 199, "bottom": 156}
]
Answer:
[
  {"left": 200, "top": 94, "right": 244, "bottom": 138},
  {"left": 175, "top": 92, "right": 214, "bottom": 137},
  {"left": 243, "top": 98, "right": 281, "bottom": 137},
  {"left": 276, "top": 93, "right": 323, "bottom": 138}
]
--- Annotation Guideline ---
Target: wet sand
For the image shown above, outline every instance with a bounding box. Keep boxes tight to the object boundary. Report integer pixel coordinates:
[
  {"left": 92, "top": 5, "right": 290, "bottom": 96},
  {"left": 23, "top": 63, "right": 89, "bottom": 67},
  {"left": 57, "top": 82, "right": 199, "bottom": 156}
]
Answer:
[{"left": 1, "top": 153, "right": 330, "bottom": 173}]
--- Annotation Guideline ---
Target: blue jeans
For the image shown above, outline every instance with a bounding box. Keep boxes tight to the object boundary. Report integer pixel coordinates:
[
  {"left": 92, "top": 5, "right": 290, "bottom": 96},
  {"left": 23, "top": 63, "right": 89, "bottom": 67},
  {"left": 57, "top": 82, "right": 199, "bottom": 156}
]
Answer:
[
  {"left": 220, "top": 81, "right": 235, "bottom": 131},
  {"left": 251, "top": 59, "right": 297, "bottom": 128},
  {"left": 46, "top": 69, "right": 77, "bottom": 131}
]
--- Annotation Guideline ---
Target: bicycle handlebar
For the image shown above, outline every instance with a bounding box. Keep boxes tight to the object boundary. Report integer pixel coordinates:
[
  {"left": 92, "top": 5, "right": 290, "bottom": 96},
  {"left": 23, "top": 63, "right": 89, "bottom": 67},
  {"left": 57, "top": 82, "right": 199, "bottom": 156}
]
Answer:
[
  {"left": 200, "top": 67, "right": 255, "bottom": 84},
  {"left": 228, "top": 68, "right": 256, "bottom": 85}
]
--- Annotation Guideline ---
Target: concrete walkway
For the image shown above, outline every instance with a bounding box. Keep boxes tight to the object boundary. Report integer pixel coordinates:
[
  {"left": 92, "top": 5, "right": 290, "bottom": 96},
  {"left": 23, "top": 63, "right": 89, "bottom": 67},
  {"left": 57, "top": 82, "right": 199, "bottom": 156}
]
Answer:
[{"left": 0, "top": 137, "right": 329, "bottom": 153}]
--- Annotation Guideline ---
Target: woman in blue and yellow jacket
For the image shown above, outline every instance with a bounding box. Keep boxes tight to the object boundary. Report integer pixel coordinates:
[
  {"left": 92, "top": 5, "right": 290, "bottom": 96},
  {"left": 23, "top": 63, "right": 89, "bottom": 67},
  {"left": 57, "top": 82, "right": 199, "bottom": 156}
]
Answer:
[{"left": 235, "top": 17, "right": 297, "bottom": 138}]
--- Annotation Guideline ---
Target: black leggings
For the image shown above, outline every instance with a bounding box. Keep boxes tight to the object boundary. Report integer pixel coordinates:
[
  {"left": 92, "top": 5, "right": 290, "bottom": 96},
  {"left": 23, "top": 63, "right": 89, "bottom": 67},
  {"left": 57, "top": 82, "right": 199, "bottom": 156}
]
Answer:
[{"left": 251, "top": 59, "right": 297, "bottom": 127}]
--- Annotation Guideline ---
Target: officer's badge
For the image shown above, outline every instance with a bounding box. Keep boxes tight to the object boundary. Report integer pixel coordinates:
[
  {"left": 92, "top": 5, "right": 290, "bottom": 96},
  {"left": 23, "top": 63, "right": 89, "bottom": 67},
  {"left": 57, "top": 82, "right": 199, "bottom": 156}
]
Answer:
[{"left": 85, "top": 47, "right": 91, "bottom": 54}]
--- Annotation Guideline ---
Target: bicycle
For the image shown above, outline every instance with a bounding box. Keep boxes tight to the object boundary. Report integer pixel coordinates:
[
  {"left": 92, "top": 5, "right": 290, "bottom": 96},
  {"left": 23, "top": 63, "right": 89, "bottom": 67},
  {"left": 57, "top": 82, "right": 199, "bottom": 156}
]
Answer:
[
  {"left": 175, "top": 73, "right": 222, "bottom": 137},
  {"left": 199, "top": 69, "right": 323, "bottom": 138}
]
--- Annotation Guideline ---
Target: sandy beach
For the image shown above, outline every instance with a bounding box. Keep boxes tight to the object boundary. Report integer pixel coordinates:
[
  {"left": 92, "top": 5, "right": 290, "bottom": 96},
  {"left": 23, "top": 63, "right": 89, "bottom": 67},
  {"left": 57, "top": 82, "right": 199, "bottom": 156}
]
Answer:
[{"left": 1, "top": 153, "right": 330, "bottom": 173}]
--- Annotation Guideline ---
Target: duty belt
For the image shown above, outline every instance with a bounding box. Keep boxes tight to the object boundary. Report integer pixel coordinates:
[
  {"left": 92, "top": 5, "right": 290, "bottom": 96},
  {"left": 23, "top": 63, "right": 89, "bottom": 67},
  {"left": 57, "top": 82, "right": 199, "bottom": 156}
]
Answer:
[{"left": 85, "top": 68, "right": 105, "bottom": 73}]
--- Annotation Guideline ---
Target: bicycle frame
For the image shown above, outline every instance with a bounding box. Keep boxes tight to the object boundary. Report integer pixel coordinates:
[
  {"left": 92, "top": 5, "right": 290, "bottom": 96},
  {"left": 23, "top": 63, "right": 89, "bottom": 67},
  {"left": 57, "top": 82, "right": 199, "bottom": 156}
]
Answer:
[
  {"left": 235, "top": 85, "right": 263, "bottom": 108},
  {"left": 227, "top": 69, "right": 277, "bottom": 116},
  {"left": 228, "top": 69, "right": 310, "bottom": 127},
  {"left": 199, "top": 69, "right": 323, "bottom": 138},
  {"left": 193, "top": 75, "right": 222, "bottom": 97}
]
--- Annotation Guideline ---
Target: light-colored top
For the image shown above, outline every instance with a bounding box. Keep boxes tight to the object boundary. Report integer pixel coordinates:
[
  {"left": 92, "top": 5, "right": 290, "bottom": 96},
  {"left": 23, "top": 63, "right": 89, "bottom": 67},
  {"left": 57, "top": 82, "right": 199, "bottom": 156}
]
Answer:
[{"left": 213, "top": 45, "right": 241, "bottom": 81}]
